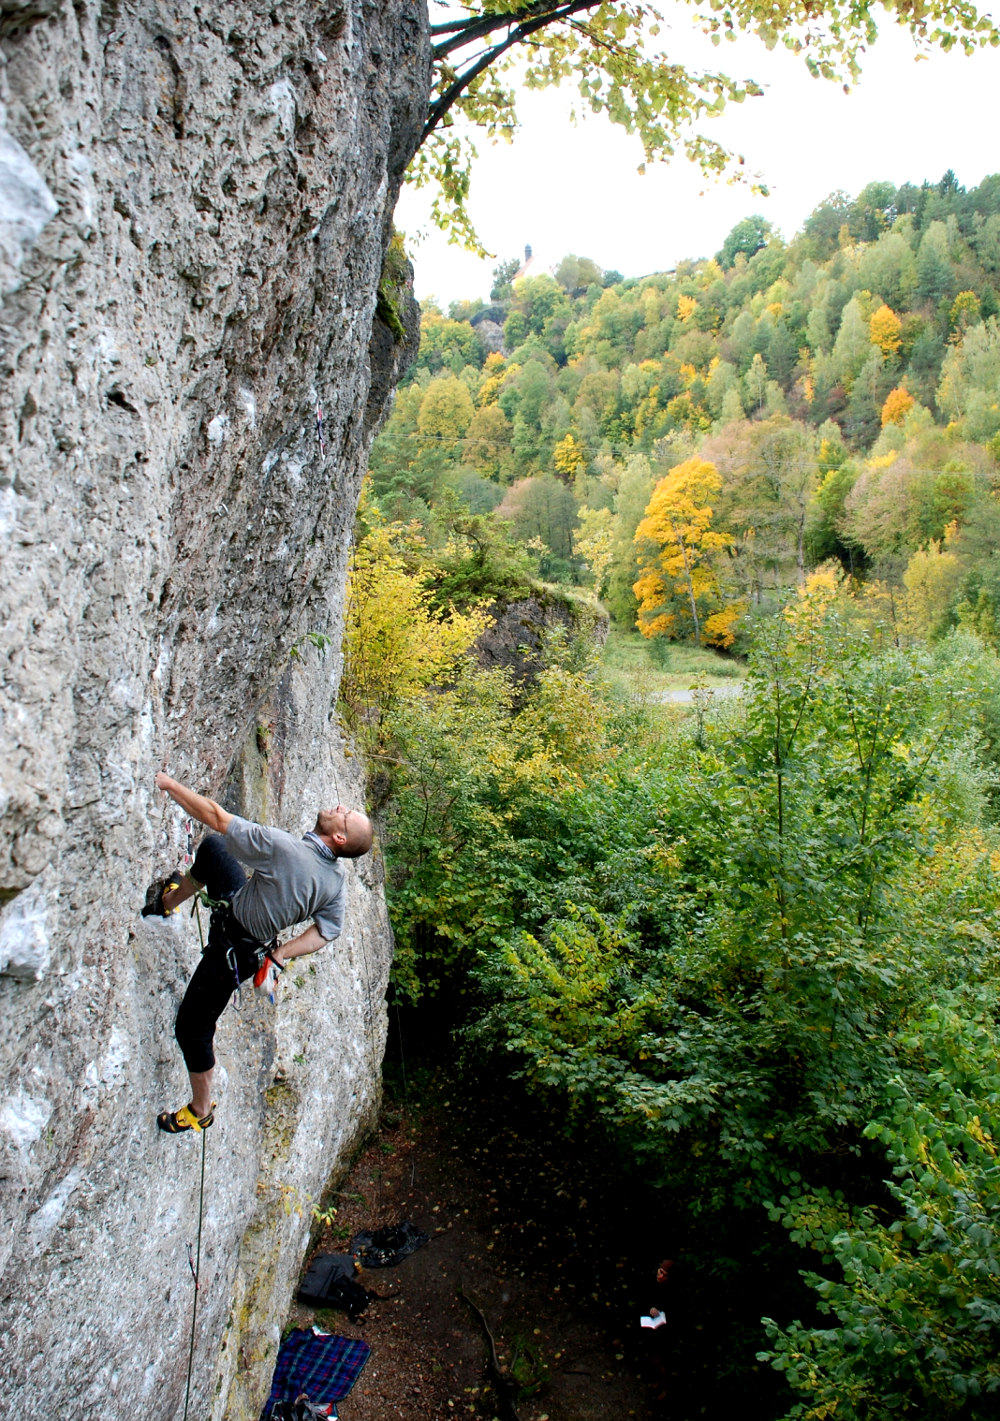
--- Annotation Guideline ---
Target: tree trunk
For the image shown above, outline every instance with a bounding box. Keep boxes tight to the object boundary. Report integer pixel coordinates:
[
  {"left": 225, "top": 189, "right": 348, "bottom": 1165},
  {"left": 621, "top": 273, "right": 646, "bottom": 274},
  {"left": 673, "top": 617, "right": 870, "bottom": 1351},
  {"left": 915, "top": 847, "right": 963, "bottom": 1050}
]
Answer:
[{"left": 676, "top": 532, "right": 701, "bottom": 644}]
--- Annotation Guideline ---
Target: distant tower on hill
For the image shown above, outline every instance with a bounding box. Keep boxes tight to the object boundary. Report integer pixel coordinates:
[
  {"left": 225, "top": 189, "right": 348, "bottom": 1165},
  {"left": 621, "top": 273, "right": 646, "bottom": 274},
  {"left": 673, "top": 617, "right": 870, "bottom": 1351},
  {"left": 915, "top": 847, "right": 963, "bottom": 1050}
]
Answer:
[{"left": 515, "top": 243, "right": 535, "bottom": 280}]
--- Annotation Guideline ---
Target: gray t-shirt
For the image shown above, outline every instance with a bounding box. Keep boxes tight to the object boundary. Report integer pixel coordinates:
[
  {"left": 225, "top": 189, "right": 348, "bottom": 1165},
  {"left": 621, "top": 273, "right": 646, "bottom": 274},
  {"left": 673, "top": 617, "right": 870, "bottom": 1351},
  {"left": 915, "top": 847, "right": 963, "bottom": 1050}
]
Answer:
[{"left": 225, "top": 816, "right": 347, "bottom": 944}]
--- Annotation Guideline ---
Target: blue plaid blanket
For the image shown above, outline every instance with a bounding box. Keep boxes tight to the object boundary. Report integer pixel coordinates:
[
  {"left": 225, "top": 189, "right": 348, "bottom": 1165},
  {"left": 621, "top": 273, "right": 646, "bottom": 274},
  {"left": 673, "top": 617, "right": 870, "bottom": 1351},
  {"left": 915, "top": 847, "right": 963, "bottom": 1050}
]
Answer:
[{"left": 262, "top": 1329, "right": 371, "bottom": 1417}]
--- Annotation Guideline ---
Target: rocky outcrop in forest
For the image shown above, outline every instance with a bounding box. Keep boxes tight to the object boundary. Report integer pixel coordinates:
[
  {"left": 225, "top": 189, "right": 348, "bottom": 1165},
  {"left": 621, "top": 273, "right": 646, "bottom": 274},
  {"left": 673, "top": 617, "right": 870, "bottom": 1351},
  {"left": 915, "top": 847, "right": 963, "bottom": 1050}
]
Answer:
[
  {"left": 475, "top": 589, "right": 610, "bottom": 685},
  {"left": 0, "top": 2, "right": 428, "bottom": 1416}
]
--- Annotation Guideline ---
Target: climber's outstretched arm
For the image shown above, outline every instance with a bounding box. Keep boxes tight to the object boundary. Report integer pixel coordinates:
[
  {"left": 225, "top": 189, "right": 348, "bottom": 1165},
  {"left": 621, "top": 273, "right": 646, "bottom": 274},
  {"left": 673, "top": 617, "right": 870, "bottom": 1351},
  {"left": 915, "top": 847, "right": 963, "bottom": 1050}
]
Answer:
[
  {"left": 276, "top": 922, "right": 330, "bottom": 966},
  {"left": 155, "top": 772, "right": 234, "bottom": 835}
]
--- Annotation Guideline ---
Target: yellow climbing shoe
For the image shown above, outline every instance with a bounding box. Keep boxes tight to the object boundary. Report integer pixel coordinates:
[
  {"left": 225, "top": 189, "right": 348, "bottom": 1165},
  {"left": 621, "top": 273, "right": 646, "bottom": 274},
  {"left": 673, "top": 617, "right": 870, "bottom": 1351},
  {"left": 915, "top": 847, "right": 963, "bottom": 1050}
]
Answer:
[
  {"left": 142, "top": 874, "right": 184, "bottom": 918},
  {"left": 157, "top": 1103, "right": 215, "bottom": 1133}
]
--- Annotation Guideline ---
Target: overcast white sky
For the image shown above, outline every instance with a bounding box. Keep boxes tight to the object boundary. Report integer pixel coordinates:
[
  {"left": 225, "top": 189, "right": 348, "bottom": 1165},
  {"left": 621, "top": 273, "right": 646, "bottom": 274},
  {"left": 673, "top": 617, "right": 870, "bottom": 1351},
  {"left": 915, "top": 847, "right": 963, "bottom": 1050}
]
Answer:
[{"left": 396, "top": 9, "right": 1000, "bottom": 308}]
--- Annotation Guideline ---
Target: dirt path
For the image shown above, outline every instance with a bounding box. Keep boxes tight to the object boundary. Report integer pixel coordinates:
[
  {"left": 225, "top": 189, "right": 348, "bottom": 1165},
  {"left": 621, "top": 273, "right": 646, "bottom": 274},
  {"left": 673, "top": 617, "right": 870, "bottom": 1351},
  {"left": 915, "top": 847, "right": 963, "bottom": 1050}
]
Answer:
[{"left": 288, "top": 1082, "right": 657, "bottom": 1421}]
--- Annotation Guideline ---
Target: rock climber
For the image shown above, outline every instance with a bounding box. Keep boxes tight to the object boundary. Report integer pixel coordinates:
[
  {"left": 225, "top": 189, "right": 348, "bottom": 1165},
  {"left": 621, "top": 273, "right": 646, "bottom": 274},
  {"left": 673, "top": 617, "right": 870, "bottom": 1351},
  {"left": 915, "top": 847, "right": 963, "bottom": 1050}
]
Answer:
[{"left": 144, "top": 771, "right": 373, "bottom": 1135}]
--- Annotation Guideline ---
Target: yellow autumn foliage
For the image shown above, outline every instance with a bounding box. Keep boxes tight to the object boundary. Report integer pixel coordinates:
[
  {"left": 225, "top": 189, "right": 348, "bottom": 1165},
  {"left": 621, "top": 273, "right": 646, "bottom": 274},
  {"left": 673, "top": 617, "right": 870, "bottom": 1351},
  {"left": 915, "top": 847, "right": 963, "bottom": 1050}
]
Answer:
[
  {"left": 903, "top": 528, "right": 964, "bottom": 639},
  {"left": 782, "top": 563, "right": 845, "bottom": 636},
  {"left": 478, "top": 362, "right": 518, "bottom": 406},
  {"left": 870, "top": 304, "right": 902, "bottom": 357},
  {"left": 633, "top": 456, "right": 737, "bottom": 646},
  {"left": 553, "top": 433, "right": 588, "bottom": 480},
  {"left": 575, "top": 506, "right": 614, "bottom": 594},
  {"left": 881, "top": 386, "right": 915, "bottom": 426},
  {"left": 342, "top": 514, "right": 491, "bottom": 751},
  {"left": 702, "top": 604, "right": 742, "bottom": 649}
]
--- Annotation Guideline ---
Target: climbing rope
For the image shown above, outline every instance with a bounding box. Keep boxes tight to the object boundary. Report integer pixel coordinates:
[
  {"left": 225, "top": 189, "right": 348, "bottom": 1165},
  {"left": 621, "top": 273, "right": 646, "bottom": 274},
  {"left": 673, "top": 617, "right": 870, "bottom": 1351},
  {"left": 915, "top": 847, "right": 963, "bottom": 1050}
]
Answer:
[
  {"left": 339, "top": 541, "right": 414, "bottom": 1221},
  {"left": 182, "top": 1125, "right": 209, "bottom": 1421},
  {"left": 356, "top": 921, "right": 387, "bottom": 1222},
  {"left": 177, "top": 882, "right": 222, "bottom": 1420},
  {"left": 394, "top": 1003, "right": 409, "bottom": 1108}
]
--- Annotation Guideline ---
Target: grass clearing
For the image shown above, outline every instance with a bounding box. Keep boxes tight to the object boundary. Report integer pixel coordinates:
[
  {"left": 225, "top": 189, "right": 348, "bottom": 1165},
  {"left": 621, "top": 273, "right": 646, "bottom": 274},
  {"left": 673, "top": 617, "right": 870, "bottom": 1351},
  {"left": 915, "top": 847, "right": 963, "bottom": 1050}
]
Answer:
[{"left": 598, "top": 626, "right": 746, "bottom": 698}]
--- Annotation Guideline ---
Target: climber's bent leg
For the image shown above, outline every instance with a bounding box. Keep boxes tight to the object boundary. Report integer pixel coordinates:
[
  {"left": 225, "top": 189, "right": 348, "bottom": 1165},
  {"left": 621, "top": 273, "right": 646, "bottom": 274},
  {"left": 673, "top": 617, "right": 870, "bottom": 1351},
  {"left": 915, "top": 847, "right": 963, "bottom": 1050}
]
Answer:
[
  {"left": 174, "top": 937, "right": 258, "bottom": 1072},
  {"left": 187, "top": 1068, "right": 215, "bottom": 1121},
  {"left": 171, "top": 925, "right": 261, "bottom": 1117},
  {"left": 160, "top": 838, "right": 258, "bottom": 1129},
  {"left": 188, "top": 833, "right": 247, "bottom": 903},
  {"left": 160, "top": 834, "right": 246, "bottom": 915}
]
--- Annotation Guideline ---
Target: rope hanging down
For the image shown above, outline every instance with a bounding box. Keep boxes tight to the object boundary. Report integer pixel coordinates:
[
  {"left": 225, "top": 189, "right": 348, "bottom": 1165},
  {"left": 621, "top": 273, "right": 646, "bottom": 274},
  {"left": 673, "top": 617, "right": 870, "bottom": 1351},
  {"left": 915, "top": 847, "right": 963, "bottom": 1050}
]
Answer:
[
  {"left": 183, "top": 1126, "right": 209, "bottom": 1421},
  {"left": 330, "top": 767, "right": 389, "bottom": 1224}
]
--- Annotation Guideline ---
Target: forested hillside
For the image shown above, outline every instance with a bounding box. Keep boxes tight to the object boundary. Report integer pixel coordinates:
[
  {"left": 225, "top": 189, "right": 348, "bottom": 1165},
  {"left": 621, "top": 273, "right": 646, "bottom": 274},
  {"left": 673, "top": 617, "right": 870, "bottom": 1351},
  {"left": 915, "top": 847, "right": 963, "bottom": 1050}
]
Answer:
[
  {"left": 354, "top": 174, "right": 1000, "bottom": 1418},
  {"left": 373, "top": 170, "right": 1000, "bottom": 650}
]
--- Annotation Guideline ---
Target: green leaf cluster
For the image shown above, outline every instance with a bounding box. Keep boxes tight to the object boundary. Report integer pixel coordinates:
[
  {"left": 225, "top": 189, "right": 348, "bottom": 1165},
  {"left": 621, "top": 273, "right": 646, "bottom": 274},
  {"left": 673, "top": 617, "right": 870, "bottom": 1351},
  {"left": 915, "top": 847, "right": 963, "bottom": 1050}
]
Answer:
[
  {"left": 362, "top": 540, "right": 1000, "bottom": 1402},
  {"left": 762, "top": 1006, "right": 1000, "bottom": 1417},
  {"left": 416, "top": 5, "right": 999, "bottom": 252}
]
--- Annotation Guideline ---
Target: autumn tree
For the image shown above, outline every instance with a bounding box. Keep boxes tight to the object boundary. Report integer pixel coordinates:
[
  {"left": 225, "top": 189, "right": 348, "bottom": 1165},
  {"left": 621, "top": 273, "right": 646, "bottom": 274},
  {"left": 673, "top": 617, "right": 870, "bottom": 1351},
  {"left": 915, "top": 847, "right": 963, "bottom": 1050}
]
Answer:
[
  {"left": 869, "top": 302, "right": 902, "bottom": 357},
  {"left": 418, "top": 374, "right": 475, "bottom": 440},
  {"left": 552, "top": 432, "right": 588, "bottom": 481},
  {"left": 466, "top": 401, "right": 513, "bottom": 480},
  {"left": 633, "top": 456, "right": 735, "bottom": 646},
  {"left": 881, "top": 385, "right": 915, "bottom": 426},
  {"left": 902, "top": 530, "right": 964, "bottom": 638},
  {"left": 341, "top": 511, "right": 490, "bottom": 757},
  {"left": 575, "top": 505, "right": 614, "bottom": 594},
  {"left": 950, "top": 288, "right": 981, "bottom": 337}
]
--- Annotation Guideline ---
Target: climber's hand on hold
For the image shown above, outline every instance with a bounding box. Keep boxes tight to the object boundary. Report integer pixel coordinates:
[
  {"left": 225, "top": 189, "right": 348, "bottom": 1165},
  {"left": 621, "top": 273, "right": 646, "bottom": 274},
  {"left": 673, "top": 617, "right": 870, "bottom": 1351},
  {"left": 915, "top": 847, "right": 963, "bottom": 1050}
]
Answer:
[{"left": 153, "top": 773, "right": 233, "bottom": 834}]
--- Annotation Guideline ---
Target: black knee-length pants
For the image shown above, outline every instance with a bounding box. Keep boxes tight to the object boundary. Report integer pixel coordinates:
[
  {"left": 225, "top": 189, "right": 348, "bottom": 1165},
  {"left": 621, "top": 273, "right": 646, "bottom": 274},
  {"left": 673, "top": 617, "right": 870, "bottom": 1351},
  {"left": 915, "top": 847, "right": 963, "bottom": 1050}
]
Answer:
[{"left": 173, "top": 834, "right": 271, "bottom": 1073}]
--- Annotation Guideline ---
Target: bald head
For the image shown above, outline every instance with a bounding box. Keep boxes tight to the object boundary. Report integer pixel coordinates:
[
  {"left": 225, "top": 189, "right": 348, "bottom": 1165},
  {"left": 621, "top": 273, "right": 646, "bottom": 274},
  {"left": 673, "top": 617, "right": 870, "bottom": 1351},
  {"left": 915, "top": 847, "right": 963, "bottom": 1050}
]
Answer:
[
  {"left": 339, "top": 809, "right": 373, "bottom": 858},
  {"left": 315, "top": 804, "right": 373, "bottom": 859}
]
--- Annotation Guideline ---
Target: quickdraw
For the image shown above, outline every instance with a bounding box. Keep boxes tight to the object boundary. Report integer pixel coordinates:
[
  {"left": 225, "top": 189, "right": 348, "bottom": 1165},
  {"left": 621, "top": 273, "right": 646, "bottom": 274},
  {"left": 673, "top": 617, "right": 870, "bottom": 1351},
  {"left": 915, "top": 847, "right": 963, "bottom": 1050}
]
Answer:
[{"left": 316, "top": 402, "right": 326, "bottom": 460}]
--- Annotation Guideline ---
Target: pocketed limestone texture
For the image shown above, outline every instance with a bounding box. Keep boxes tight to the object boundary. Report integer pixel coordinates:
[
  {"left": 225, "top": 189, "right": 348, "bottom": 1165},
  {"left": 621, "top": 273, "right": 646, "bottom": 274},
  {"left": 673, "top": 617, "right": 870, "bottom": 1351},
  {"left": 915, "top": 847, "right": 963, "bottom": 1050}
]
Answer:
[{"left": 0, "top": 2, "right": 426, "bottom": 1416}]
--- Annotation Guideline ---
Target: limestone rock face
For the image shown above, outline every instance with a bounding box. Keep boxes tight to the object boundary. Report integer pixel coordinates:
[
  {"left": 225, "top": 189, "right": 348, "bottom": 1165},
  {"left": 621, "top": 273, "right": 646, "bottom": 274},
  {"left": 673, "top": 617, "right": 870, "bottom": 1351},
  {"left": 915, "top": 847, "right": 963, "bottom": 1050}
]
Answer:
[{"left": 0, "top": 2, "right": 427, "bottom": 1416}]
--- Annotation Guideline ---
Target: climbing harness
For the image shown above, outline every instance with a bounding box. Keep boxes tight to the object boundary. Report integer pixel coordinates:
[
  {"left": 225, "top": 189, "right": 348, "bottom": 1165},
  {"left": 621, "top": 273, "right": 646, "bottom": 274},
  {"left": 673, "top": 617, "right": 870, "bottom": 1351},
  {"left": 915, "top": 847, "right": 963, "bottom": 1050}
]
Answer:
[
  {"left": 182, "top": 1125, "right": 209, "bottom": 1421},
  {"left": 190, "top": 890, "right": 273, "bottom": 1012},
  {"left": 190, "top": 891, "right": 240, "bottom": 1007}
]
